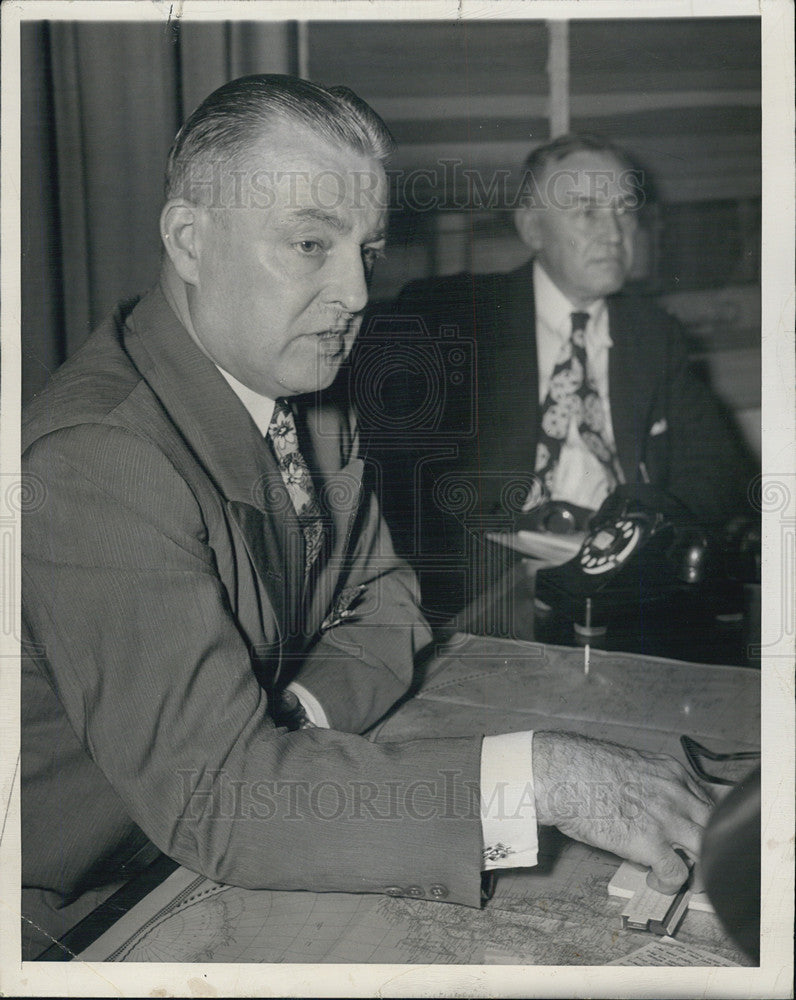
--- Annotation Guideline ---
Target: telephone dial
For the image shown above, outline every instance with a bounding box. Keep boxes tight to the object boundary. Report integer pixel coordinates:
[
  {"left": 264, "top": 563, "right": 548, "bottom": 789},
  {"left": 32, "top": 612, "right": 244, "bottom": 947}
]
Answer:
[{"left": 534, "top": 485, "right": 715, "bottom": 627}]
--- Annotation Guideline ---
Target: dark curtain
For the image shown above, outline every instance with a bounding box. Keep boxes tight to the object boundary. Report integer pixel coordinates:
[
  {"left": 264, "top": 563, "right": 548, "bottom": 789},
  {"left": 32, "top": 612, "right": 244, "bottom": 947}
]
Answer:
[{"left": 21, "top": 20, "right": 297, "bottom": 404}]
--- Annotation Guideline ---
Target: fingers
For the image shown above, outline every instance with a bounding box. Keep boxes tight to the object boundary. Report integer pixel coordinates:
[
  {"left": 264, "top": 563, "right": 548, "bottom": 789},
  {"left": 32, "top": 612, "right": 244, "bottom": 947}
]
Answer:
[
  {"left": 646, "top": 846, "right": 690, "bottom": 894},
  {"left": 683, "top": 773, "right": 715, "bottom": 812},
  {"left": 531, "top": 733, "right": 717, "bottom": 884},
  {"left": 619, "top": 755, "right": 713, "bottom": 884},
  {"left": 683, "top": 782, "right": 714, "bottom": 814},
  {"left": 643, "top": 782, "right": 711, "bottom": 877},
  {"left": 645, "top": 751, "right": 715, "bottom": 813},
  {"left": 670, "top": 817, "right": 708, "bottom": 860},
  {"left": 648, "top": 757, "right": 714, "bottom": 830}
]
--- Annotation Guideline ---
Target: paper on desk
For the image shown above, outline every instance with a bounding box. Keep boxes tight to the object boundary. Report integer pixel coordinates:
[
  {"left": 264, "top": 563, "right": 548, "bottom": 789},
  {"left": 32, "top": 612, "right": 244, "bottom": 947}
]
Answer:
[
  {"left": 608, "top": 936, "right": 740, "bottom": 966},
  {"left": 487, "top": 529, "right": 584, "bottom": 564}
]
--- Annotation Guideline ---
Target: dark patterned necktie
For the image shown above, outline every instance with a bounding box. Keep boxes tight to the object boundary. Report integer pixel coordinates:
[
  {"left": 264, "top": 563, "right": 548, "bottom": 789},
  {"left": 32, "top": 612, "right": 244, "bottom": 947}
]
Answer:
[
  {"left": 533, "top": 311, "right": 619, "bottom": 499},
  {"left": 267, "top": 398, "right": 325, "bottom": 576}
]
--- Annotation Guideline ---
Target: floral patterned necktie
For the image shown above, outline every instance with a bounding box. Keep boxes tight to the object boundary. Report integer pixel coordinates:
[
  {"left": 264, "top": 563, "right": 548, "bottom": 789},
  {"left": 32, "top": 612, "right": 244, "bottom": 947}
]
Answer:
[
  {"left": 267, "top": 398, "right": 325, "bottom": 576},
  {"left": 533, "top": 311, "right": 619, "bottom": 499}
]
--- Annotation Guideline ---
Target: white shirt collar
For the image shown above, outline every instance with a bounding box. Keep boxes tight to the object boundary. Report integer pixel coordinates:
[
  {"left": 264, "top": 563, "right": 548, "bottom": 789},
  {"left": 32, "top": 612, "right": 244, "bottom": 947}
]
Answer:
[
  {"left": 533, "top": 260, "right": 611, "bottom": 348},
  {"left": 214, "top": 365, "right": 276, "bottom": 436}
]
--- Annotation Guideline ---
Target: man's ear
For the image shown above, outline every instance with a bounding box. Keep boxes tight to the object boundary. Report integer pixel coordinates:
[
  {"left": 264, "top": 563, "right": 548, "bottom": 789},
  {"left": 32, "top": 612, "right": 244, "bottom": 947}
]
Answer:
[
  {"left": 514, "top": 204, "right": 542, "bottom": 253},
  {"left": 160, "top": 200, "right": 203, "bottom": 285}
]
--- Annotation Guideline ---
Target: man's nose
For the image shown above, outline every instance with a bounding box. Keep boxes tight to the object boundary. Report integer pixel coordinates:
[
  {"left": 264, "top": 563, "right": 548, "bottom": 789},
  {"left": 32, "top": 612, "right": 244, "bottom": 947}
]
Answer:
[
  {"left": 325, "top": 248, "right": 369, "bottom": 314},
  {"left": 598, "top": 208, "right": 624, "bottom": 243}
]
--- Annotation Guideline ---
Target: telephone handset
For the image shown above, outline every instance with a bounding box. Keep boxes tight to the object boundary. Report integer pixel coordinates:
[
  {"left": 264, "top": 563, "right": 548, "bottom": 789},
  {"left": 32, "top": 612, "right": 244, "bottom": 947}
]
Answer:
[{"left": 535, "top": 485, "right": 713, "bottom": 625}]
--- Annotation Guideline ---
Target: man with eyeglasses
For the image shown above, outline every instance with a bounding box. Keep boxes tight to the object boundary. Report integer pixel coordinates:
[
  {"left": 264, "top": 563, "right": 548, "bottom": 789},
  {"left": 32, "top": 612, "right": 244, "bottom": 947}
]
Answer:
[{"left": 366, "top": 135, "right": 757, "bottom": 617}]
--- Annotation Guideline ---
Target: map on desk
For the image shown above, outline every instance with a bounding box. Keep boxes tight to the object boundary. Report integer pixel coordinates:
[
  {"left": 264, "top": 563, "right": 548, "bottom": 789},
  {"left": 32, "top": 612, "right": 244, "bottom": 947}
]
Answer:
[
  {"left": 375, "top": 635, "right": 760, "bottom": 762},
  {"left": 76, "top": 637, "right": 758, "bottom": 966},
  {"left": 76, "top": 836, "right": 746, "bottom": 965}
]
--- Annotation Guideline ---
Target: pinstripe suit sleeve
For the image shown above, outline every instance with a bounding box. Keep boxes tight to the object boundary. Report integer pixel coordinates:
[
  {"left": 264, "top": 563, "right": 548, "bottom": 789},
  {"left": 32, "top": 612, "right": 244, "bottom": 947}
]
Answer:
[{"left": 22, "top": 422, "right": 486, "bottom": 906}]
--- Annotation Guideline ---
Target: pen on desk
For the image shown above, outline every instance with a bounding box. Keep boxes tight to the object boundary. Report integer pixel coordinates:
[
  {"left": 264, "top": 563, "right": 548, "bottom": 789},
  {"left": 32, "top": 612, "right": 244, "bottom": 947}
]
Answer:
[{"left": 584, "top": 598, "right": 591, "bottom": 676}]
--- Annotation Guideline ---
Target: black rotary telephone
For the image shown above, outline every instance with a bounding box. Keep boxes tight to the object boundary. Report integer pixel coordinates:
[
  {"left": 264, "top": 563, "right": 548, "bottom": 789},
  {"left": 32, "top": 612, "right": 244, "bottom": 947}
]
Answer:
[{"left": 534, "top": 485, "right": 715, "bottom": 627}]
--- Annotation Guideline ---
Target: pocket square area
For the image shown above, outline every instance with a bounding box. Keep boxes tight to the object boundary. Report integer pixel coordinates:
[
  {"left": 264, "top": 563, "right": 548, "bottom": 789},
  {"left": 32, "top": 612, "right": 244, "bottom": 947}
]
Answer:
[
  {"left": 649, "top": 418, "right": 669, "bottom": 436},
  {"left": 320, "top": 583, "right": 367, "bottom": 633}
]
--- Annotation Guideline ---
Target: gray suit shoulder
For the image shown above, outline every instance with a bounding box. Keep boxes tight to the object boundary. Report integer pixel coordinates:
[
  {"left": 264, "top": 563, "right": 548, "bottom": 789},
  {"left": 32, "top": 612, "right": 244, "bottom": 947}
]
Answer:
[{"left": 22, "top": 298, "right": 146, "bottom": 454}]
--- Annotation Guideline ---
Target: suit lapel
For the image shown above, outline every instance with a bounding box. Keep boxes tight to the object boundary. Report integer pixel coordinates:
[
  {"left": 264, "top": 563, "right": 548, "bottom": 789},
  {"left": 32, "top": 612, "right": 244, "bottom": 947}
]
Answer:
[
  {"left": 123, "top": 287, "right": 304, "bottom": 637},
  {"left": 607, "top": 297, "right": 650, "bottom": 483},
  {"left": 225, "top": 499, "right": 294, "bottom": 639},
  {"left": 302, "top": 400, "right": 362, "bottom": 544},
  {"left": 296, "top": 397, "right": 364, "bottom": 636}
]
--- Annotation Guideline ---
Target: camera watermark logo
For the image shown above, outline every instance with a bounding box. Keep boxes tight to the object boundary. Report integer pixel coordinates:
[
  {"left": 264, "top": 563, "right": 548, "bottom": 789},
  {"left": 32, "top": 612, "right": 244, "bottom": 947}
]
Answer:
[
  {"left": 352, "top": 315, "right": 476, "bottom": 440},
  {"left": 749, "top": 473, "right": 795, "bottom": 659},
  {"left": 1, "top": 474, "right": 47, "bottom": 647}
]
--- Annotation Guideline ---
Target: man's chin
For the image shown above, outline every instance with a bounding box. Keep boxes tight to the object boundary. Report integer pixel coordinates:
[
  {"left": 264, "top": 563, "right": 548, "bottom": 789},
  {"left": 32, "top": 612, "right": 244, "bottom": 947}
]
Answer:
[
  {"left": 316, "top": 362, "right": 343, "bottom": 391},
  {"left": 588, "top": 265, "right": 628, "bottom": 298},
  {"left": 283, "top": 359, "right": 345, "bottom": 396},
  {"left": 279, "top": 334, "right": 356, "bottom": 395}
]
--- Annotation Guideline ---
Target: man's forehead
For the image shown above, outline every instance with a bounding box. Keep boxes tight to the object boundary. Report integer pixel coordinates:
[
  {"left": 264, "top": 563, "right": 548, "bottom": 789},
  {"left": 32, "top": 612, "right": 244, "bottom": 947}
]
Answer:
[
  {"left": 546, "top": 148, "right": 628, "bottom": 176},
  {"left": 277, "top": 204, "right": 388, "bottom": 238},
  {"left": 248, "top": 122, "right": 386, "bottom": 185},
  {"left": 539, "top": 149, "right": 632, "bottom": 200}
]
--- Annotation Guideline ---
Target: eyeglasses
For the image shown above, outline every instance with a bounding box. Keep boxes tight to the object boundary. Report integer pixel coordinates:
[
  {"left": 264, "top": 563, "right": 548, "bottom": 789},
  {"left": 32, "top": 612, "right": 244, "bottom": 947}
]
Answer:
[{"left": 680, "top": 735, "right": 760, "bottom": 786}]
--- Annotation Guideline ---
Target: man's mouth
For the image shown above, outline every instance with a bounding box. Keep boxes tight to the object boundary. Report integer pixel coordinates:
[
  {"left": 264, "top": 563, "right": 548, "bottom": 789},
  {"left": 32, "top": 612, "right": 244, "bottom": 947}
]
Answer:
[
  {"left": 314, "top": 315, "right": 362, "bottom": 343},
  {"left": 315, "top": 331, "right": 347, "bottom": 360},
  {"left": 314, "top": 323, "right": 359, "bottom": 361}
]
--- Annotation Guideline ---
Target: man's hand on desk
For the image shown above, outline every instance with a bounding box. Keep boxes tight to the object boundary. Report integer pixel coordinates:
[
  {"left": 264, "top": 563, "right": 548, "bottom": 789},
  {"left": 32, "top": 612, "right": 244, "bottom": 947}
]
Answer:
[{"left": 532, "top": 732, "right": 714, "bottom": 894}]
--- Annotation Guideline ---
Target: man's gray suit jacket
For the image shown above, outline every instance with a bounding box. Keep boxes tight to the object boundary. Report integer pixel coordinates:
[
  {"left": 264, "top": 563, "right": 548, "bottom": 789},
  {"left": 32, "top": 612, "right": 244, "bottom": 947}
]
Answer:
[{"left": 21, "top": 287, "right": 487, "bottom": 953}]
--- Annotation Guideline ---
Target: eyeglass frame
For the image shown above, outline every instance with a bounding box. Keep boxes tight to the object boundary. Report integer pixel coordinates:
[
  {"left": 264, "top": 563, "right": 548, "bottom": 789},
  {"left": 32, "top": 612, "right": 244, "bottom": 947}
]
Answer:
[{"left": 680, "top": 735, "right": 760, "bottom": 786}]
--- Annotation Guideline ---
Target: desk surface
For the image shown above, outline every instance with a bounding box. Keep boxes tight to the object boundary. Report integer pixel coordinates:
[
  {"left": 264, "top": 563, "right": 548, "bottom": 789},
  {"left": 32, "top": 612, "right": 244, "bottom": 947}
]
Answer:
[{"left": 62, "top": 637, "right": 759, "bottom": 966}]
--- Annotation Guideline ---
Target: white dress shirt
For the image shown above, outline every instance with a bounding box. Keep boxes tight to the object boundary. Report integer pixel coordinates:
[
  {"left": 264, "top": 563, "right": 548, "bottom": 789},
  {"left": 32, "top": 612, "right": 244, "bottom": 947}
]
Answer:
[
  {"left": 533, "top": 261, "right": 624, "bottom": 511},
  {"left": 217, "top": 363, "right": 539, "bottom": 871}
]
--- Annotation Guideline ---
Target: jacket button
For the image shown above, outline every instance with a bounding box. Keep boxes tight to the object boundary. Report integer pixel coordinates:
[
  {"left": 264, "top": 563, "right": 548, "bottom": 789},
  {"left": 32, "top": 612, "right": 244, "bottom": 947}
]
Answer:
[
  {"left": 429, "top": 883, "right": 448, "bottom": 899},
  {"left": 406, "top": 885, "right": 423, "bottom": 897},
  {"left": 384, "top": 886, "right": 403, "bottom": 896}
]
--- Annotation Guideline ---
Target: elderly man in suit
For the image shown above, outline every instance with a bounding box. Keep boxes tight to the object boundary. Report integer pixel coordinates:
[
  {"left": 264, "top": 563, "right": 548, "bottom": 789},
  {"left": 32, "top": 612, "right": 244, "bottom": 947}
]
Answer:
[
  {"left": 363, "top": 134, "right": 756, "bottom": 617},
  {"left": 22, "top": 78, "right": 712, "bottom": 958}
]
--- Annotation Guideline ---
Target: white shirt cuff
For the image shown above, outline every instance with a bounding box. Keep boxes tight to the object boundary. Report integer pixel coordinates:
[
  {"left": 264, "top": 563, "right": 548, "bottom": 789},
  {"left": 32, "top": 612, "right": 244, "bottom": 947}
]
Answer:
[
  {"left": 286, "top": 681, "right": 330, "bottom": 729},
  {"left": 479, "top": 731, "right": 539, "bottom": 870}
]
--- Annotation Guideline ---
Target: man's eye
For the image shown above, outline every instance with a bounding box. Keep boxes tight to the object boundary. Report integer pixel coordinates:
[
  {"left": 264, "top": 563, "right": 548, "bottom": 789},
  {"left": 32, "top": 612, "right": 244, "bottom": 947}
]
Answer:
[
  {"left": 295, "top": 240, "right": 324, "bottom": 255},
  {"left": 362, "top": 246, "right": 386, "bottom": 266},
  {"left": 616, "top": 202, "right": 639, "bottom": 221}
]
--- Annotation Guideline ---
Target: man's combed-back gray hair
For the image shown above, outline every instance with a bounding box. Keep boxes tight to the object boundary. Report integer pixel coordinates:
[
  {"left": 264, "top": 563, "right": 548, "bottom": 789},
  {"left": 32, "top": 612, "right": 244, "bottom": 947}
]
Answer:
[
  {"left": 165, "top": 74, "right": 395, "bottom": 203},
  {"left": 522, "top": 133, "right": 636, "bottom": 183},
  {"left": 518, "top": 133, "right": 644, "bottom": 209}
]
